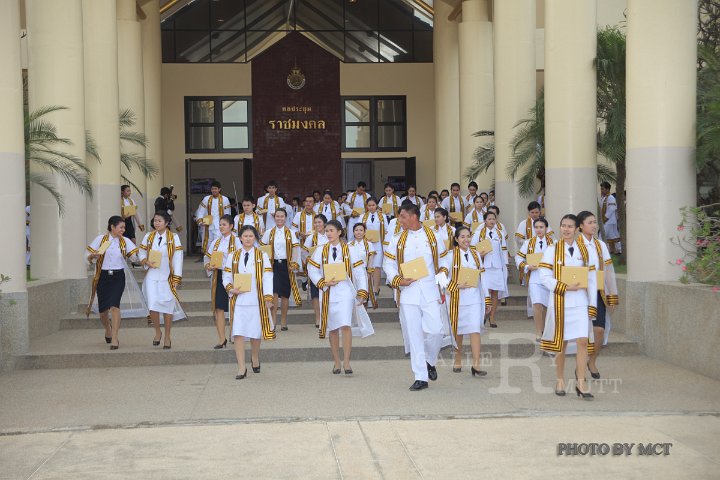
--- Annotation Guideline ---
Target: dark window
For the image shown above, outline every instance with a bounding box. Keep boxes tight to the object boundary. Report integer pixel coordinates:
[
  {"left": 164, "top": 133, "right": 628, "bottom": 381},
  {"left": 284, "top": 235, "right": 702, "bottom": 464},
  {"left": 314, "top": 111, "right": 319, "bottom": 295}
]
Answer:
[
  {"left": 342, "top": 96, "right": 406, "bottom": 151},
  {"left": 160, "top": 0, "right": 433, "bottom": 63},
  {"left": 185, "top": 97, "right": 252, "bottom": 153}
]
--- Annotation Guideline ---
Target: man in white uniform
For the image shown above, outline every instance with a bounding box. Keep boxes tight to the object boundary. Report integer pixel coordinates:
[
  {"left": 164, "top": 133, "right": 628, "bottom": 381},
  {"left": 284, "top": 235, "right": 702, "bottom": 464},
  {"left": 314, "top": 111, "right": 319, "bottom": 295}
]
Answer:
[
  {"left": 256, "top": 180, "right": 288, "bottom": 231},
  {"left": 384, "top": 203, "right": 449, "bottom": 391},
  {"left": 600, "top": 182, "right": 621, "bottom": 254},
  {"left": 195, "top": 181, "right": 231, "bottom": 254},
  {"left": 346, "top": 181, "right": 370, "bottom": 231}
]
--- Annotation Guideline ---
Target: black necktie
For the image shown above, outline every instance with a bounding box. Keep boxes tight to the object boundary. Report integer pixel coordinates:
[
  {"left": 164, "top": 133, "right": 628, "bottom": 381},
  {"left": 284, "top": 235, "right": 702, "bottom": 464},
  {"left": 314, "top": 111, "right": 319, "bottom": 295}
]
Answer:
[
  {"left": 464, "top": 253, "right": 469, "bottom": 262},
  {"left": 371, "top": 214, "right": 375, "bottom": 223},
  {"left": 157, "top": 235, "right": 162, "bottom": 246},
  {"left": 244, "top": 252, "right": 249, "bottom": 266},
  {"left": 489, "top": 231, "right": 493, "bottom": 239},
  {"left": 540, "top": 240, "right": 543, "bottom": 249},
  {"left": 332, "top": 247, "right": 337, "bottom": 261},
  {"left": 569, "top": 246, "right": 574, "bottom": 257}
]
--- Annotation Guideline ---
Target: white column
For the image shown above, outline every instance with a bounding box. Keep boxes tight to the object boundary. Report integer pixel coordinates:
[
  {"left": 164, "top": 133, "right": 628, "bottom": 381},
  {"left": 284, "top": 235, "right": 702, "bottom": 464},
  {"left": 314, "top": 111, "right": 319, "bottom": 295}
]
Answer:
[
  {"left": 434, "top": 0, "right": 461, "bottom": 191},
  {"left": 142, "top": 0, "right": 163, "bottom": 221},
  {"left": 626, "top": 0, "right": 697, "bottom": 282},
  {"left": 493, "top": 0, "right": 536, "bottom": 241},
  {"left": 458, "top": 0, "right": 494, "bottom": 191},
  {"left": 117, "top": 0, "right": 148, "bottom": 225},
  {"left": 543, "top": 0, "right": 597, "bottom": 228},
  {"left": 27, "top": 0, "right": 87, "bottom": 279},
  {"left": 83, "top": 0, "right": 121, "bottom": 243}
]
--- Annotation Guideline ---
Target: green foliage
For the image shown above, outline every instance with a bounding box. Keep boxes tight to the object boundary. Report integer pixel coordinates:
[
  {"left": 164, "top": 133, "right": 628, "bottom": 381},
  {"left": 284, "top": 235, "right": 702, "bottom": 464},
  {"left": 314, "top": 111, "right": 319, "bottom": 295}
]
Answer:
[
  {"left": 672, "top": 205, "right": 720, "bottom": 288},
  {"left": 119, "top": 108, "right": 158, "bottom": 198},
  {"left": 697, "top": 0, "right": 720, "bottom": 204}
]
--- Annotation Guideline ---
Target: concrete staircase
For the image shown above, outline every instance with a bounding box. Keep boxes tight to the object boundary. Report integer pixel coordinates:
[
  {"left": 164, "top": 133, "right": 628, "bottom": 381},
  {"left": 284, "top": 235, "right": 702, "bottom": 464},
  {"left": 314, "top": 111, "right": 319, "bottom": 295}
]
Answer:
[{"left": 14, "top": 258, "right": 640, "bottom": 370}]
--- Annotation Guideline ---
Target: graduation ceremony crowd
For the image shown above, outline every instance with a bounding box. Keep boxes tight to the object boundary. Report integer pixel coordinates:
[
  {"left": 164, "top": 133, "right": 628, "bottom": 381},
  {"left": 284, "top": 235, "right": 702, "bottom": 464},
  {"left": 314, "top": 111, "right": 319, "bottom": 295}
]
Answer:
[{"left": 84, "top": 179, "right": 621, "bottom": 396}]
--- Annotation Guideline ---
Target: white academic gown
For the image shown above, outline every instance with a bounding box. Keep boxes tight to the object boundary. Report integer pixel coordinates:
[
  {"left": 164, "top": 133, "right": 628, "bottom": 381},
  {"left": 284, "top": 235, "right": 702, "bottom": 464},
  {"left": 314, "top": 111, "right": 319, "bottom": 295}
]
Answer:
[
  {"left": 256, "top": 194, "right": 287, "bottom": 230},
  {"left": 196, "top": 195, "right": 231, "bottom": 250},
  {"left": 139, "top": 231, "right": 186, "bottom": 322}
]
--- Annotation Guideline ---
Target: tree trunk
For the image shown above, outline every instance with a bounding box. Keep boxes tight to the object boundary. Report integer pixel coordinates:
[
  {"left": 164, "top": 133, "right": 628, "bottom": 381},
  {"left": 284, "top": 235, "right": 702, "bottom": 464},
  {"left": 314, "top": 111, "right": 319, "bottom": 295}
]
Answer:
[{"left": 616, "top": 159, "right": 627, "bottom": 265}]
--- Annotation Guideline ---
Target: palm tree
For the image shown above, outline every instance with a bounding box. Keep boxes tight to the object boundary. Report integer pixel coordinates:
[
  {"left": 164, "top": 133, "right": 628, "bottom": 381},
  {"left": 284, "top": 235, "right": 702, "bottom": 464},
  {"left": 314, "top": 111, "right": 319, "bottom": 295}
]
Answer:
[
  {"left": 119, "top": 108, "right": 158, "bottom": 197},
  {"left": 25, "top": 105, "right": 96, "bottom": 215}
]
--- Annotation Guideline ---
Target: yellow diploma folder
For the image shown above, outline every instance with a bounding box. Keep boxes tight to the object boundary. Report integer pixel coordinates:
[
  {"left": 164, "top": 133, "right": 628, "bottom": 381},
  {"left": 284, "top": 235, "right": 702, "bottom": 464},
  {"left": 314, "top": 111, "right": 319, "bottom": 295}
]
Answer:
[
  {"left": 526, "top": 252, "right": 543, "bottom": 267},
  {"left": 475, "top": 238, "right": 493, "bottom": 255},
  {"left": 471, "top": 222, "right": 481, "bottom": 233},
  {"left": 259, "top": 245, "right": 273, "bottom": 258},
  {"left": 352, "top": 207, "right": 365, "bottom": 216},
  {"left": 561, "top": 266, "right": 589, "bottom": 288},
  {"left": 458, "top": 267, "right": 480, "bottom": 288},
  {"left": 449, "top": 211, "right": 464, "bottom": 223},
  {"left": 365, "top": 229, "right": 381, "bottom": 243},
  {"left": 97, "top": 241, "right": 111, "bottom": 255},
  {"left": 148, "top": 249, "right": 162, "bottom": 268},
  {"left": 121, "top": 204, "right": 136, "bottom": 218},
  {"left": 209, "top": 251, "right": 224, "bottom": 269},
  {"left": 202, "top": 215, "right": 213, "bottom": 226},
  {"left": 382, "top": 203, "right": 393, "bottom": 215},
  {"left": 324, "top": 263, "right": 347, "bottom": 281},
  {"left": 596, "top": 270, "right": 605, "bottom": 288},
  {"left": 233, "top": 273, "right": 252, "bottom": 293},
  {"left": 422, "top": 220, "right": 436, "bottom": 229},
  {"left": 400, "top": 257, "right": 430, "bottom": 281}
]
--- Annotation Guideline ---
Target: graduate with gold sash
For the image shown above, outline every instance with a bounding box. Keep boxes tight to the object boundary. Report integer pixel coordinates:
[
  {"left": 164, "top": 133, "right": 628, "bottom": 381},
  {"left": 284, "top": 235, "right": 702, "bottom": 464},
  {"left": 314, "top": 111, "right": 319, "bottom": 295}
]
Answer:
[
  {"left": 539, "top": 214, "right": 597, "bottom": 400},
  {"left": 314, "top": 190, "right": 346, "bottom": 228},
  {"left": 233, "top": 196, "right": 265, "bottom": 237},
  {"left": 256, "top": 180, "right": 288, "bottom": 231},
  {"left": 440, "top": 182, "right": 465, "bottom": 225},
  {"left": 349, "top": 222, "right": 379, "bottom": 309},
  {"left": 378, "top": 183, "right": 401, "bottom": 218},
  {"left": 223, "top": 225, "right": 275, "bottom": 380},
  {"left": 346, "top": 181, "right": 370, "bottom": 231},
  {"left": 195, "top": 181, "right": 231, "bottom": 254},
  {"left": 515, "top": 218, "right": 553, "bottom": 342},
  {"left": 307, "top": 220, "right": 370, "bottom": 375},
  {"left": 516, "top": 201, "right": 554, "bottom": 250},
  {"left": 361, "top": 197, "right": 388, "bottom": 298},
  {"left": 302, "top": 215, "right": 329, "bottom": 328},
  {"left": 470, "top": 212, "right": 509, "bottom": 328},
  {"left": 204, "top": 214, "right": 239, "bottom": 349},
  {"left": 400, "top": 185, "right": 424, "bottom": 208}
]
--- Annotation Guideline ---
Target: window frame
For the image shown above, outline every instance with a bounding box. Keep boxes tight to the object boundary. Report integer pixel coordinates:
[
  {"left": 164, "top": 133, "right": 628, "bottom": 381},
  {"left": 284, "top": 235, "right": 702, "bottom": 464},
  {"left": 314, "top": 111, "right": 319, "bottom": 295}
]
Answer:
[
  {"left": 184, "top": 96, "right": 252, "bottom": 153},
  {"left": 341, "top": 95, "right": 407, "bottom": 152}
]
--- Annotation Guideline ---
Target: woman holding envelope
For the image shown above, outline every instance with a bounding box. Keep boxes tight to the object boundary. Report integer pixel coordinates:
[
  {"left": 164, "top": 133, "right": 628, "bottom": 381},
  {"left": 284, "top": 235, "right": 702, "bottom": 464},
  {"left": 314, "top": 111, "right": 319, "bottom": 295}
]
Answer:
[
  {"left": 576, "top": 210, "right": 619, "bottom": 380},
  {"left": 442, "top": 226, "right": 491, "bottom": 376},
  {"left": 360, "top": 198, "right": 388, "bottom": 298},
  {"left": 86, "top": 216, "right": 141, "bottom": 350},
  {"left": 539, "top": 214, "right": 597, "bottom": 400},
  {"left": 302, "top": 214, "right": 329, "bottom": 328},
  {"left": 120, "top": 185, "right": 145, "bottom": 245},
  {"left": 419, "top": 195, "right": 438, "bottom": 223},
  {"left": 307, "top": 220, "right": 369, "bottom": 375},
  {"left": 515, "top": 217, "right": 553, "bottom": 342},
  {"left": 223, "top": 225, "right": 275, "bottom": 379},
  {"left": 471, "top": 211, "right": 509, "bottom": 328},
  {"left": 400, "top": 185, "right": 424, "bottom": 208},
  {"left": 204, "top": 214, "right": 240, "bottom": 349},
  {"left": 463, "top": 195, "right": 487, "bottom": 232},
  {"left": 139, "top": 212, "right": 185, "bottom": 349},
  {"left": 349, "top": 222, "right": 379, "bottom": 309},
  {"left": 432, "top": 207, "right": 455, "bottom": 251}
]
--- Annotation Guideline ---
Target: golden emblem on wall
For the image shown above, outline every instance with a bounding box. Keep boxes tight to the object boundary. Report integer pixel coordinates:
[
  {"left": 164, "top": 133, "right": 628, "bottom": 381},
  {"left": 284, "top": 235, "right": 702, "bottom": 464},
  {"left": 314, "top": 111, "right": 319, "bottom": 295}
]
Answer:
[{"left": 287, "top": 64, "right": 306, "bottom": 90}]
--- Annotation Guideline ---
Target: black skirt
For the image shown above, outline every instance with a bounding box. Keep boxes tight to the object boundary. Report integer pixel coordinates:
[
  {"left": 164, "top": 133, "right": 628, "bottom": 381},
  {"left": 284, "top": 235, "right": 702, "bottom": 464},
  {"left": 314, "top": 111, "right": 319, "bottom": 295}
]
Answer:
[
  {"left": 97, "top": 269, "right": 125, "bottom": 313},
  {"left": 273, "top": 260, "right": 291, "bottom": 299},
  {"left": 213, "top": 270, "right": 229, "bottom": 312},
  {"left": 593, "top": 291, "right": 607, "bottom": 329},
  {"left": 124, "top": 216, "right": 136, "bottom": 240},
  {"left": 310, "top": 282, "right": 319, "bottom": 300}
]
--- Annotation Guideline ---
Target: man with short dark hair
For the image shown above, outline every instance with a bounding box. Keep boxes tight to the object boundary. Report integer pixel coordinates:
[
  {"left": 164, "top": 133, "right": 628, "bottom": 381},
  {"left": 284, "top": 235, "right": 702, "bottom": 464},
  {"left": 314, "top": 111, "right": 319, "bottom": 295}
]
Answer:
[
  {"left": 195, "top": 180, "right": 231, "bottom": 253},
  {"left": 256, "top": 180, "right": 287, "bottom": 231},
  {"left": 515, "top": 201, "right": 553, "bottom": 249},
  {"left": 346, "top": 181, "right": 370, "bottom": 230},
  {"left": 384, "top": 203, "right": 450, "bottom": 391},
  {"left": 441, "top": 182, "right": 465, "bottom": 225},
  {"left": 600, "top": 181, "right": 621, "bottom": 253}
]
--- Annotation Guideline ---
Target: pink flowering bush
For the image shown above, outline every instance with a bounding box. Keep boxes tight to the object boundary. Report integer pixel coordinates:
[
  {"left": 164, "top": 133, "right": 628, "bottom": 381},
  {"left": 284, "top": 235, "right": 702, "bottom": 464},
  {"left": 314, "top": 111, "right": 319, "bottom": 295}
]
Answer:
[{"left": 672, "top": 205, "right": 720, "bottom": 286}]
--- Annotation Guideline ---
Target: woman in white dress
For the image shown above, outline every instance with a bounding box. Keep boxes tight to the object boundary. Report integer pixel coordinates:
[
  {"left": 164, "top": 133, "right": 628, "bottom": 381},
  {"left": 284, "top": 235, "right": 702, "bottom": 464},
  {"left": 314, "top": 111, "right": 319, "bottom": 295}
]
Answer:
[
  {"left": 471, "top": 211, "right": 509, "bottom": 328},
  {"left": 576, "top": 210, "right": 619, "bottom": 381},
  {"left": 86, "top": 216, "right": 141, "bottom": 349},
  {"left": 463, "top": 195, "right": 487, "bottom": 232},
  {"left": 539, "top": 214, "right": 597, "bottom": 399},
  {"left": 302, "top": 214, "right": 329, "bottom": 328},
  {"left": 432, "top": 207, "right": 455, "bottom": 251},
  {"left": 204, "top": 214, "right": 240, "bottom": 349},
  {"left": 400, "top": 185, "right": 424, "bottom": 208},
  {"left": 442, "top": 226, "right": 491, "bottom": 376},
  {"left": 360, "top": 197, "right": 388, "bottom": 298},
  {"left": 139, "top": 212, "right": 185, "bottom": 349},
  {"left": 223, "top": 225, "right": 275, "bottom": 379},
  {"left": 307, "top": 220, "right": 368, "bottom": 375},
  {"left": 419, "top": 195, "right": 438, "bottom": 223},
  {"left": 348, "top": 222, "right": 378, "bottom": 309},
  {"left": 515, "top": 217, "right": 553, "bottom": 341}
]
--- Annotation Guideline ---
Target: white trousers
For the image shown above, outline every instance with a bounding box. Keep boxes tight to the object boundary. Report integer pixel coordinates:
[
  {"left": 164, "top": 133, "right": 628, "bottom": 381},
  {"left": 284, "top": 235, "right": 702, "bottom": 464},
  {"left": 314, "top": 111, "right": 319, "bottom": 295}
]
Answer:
[{"left": 400, "top": 300, "right": 444, "bottom": 381}]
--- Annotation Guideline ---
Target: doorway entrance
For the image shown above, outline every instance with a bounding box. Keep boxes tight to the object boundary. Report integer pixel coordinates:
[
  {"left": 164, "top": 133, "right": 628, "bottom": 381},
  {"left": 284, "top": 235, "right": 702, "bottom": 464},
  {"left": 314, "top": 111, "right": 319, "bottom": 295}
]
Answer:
[
  {"left": 342, "top": 157, "right": 416, "bottom": 196},
  {"left": 185, "top": 158, "right": 252, "bottom": 254}
]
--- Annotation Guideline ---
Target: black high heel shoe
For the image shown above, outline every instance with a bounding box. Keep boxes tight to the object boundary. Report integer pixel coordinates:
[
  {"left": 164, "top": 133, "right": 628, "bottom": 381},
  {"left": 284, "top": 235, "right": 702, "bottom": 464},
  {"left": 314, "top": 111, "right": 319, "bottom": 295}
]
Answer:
[
  {"left": 213, "top": 339, "right": 227, "bottom": 350},
  {"left": 452, "top": 365, "right": 462, "bottom": 373},
  {"left": 153, "top": 333, "right": 162, "bottom": 346},
  {"left": 110, "top": 341, "right": 119, "bottom": 351},
  {"left": 332, "top": 366, "right": 341, "bottom": 374},
  {"left": 587, "top": 362, "right": 600, "bottom": 379},
  {"left": 235, "top": 369, "right": 247, "bottom": 380},
  {"left": 252, "top": 362, "right": 261, "bottom": 373},
  {"left": 554, "top": 381, "right": 566, "bottom": 396},
  {"left": 344, "top": 367, "right": 353, "bottom": 375},
  {"left": 576, "top": 386, "right": 594, "bottom": 400},
  {"left": 163, "top": 341, "right": 171, "bottom": 350},
  {"left": 105, "top": 336, "right": 112, "bottom": 344},
  {"left": 471, "top": 366, "right": 487, "bottom": 377}
]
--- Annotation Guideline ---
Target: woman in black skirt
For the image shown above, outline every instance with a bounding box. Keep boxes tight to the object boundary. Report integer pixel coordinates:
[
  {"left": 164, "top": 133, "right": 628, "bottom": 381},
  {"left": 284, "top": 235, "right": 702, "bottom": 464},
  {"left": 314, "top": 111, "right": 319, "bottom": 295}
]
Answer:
[
  {"left": 86, "top": 216, "right": 140, "bottom": 350},
  {"left": 204, "top": 214, "right": 240, "bottom": 349}
]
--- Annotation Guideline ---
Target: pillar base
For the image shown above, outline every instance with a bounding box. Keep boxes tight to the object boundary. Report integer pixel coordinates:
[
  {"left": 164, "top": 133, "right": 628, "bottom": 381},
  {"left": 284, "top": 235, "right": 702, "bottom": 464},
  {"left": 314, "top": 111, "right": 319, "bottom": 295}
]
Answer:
[{"left": 0, "top": 291, "right": 29, "bottom": 372}]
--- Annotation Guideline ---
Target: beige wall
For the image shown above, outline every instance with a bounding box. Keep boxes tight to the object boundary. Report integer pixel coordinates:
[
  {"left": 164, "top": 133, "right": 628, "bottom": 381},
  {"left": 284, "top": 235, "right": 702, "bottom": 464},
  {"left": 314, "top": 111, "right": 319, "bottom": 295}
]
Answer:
[{"left": 340, "top": 63, "right": 436, "bottom": 195}]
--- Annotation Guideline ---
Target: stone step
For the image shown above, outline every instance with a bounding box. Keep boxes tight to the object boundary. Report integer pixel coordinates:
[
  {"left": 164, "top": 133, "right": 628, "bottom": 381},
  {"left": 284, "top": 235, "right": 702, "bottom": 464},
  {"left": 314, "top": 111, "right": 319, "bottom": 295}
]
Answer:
[
  {"left": 61, "top": 305, "right": 533, "bottom": 330},
  {"left": 15, "top": 323, "right": 639, "bottom": 370}
]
